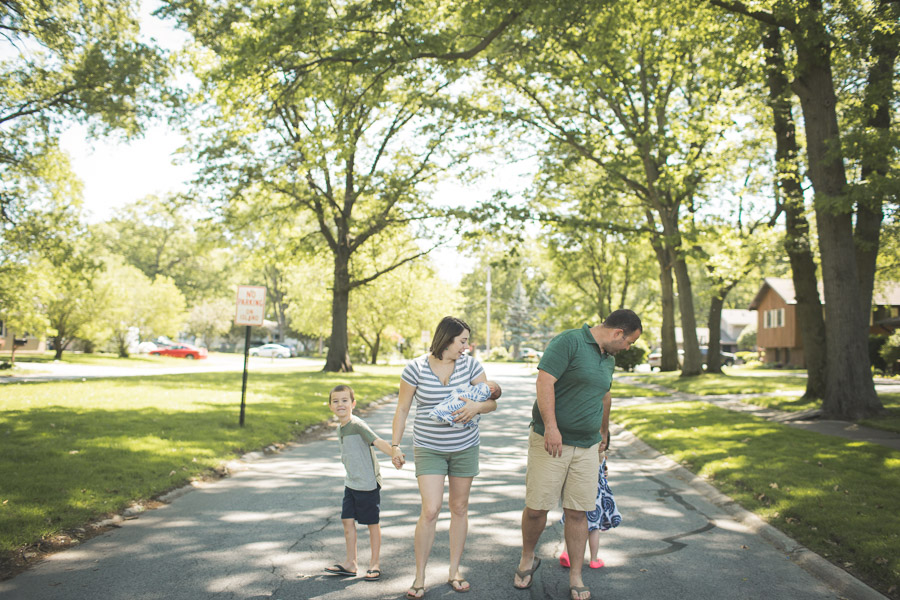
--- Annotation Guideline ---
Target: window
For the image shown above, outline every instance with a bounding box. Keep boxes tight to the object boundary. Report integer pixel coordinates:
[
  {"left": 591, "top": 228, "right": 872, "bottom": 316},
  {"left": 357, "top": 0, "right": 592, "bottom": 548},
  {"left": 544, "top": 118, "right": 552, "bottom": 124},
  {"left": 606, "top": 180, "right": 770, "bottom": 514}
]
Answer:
[{"left": 764, "top": 308, "right": 784, "bottom": 329}]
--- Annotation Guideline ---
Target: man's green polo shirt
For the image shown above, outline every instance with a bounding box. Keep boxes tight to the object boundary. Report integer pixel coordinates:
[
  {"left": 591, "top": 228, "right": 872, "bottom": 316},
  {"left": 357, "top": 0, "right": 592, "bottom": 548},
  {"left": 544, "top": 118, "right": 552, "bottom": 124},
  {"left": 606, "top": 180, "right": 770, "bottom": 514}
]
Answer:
[{"left": 531, "top": 324, "right": 615, "bottom": 447}]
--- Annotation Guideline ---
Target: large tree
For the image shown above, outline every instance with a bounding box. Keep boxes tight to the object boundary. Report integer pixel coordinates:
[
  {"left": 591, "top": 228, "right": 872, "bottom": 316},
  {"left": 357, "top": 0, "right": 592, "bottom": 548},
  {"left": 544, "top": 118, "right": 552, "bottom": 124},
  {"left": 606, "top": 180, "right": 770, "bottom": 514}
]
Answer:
[
  {"left": 1, "top": 0, "right": 167, "bottom": 225},
  {"left": 489, "top": 0, "right": 752, "bottom": 375},
  {"left": 164, "top": 1, "right": 519, "bottom": 371},
  {"left": 709, "top": 0, "right": 898, "bottom": 418},
  {"left": 761, "top": 25, "right": 827, "bottom": 399}
]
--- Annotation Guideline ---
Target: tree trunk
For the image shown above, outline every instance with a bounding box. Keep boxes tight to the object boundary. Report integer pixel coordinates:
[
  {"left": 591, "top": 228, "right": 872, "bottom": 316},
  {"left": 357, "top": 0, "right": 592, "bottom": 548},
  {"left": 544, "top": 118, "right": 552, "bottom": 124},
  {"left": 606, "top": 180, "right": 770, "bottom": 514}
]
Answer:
[
  {"left": 855, "top": 0, "right": 898, "bottom": 317},
  {"left": 763, "top": 26, "right": 827, "bottom": 400},
  {"left": 658, "top": 207, "right": 701, "bottom": 375},
  {"left": 53, "top": 337, "right": 65, "bottom": 360},
  {"left": 651, "top": 234, "right": 679, "bottom": 371},
  {"left": 324, "top": 248, "right": 353, "bottom": 372},
  {"left": 370, "top": 331, "right": 381, "bottom": 365},
  {"left": 706, "top": 294, "right": 725, "bottom": 374},
  {"left": 673, "top": 250, "right": 702, "bottom": 376},
  {"left": 790, "top": 20, "right": 881, "bottom": 418}
]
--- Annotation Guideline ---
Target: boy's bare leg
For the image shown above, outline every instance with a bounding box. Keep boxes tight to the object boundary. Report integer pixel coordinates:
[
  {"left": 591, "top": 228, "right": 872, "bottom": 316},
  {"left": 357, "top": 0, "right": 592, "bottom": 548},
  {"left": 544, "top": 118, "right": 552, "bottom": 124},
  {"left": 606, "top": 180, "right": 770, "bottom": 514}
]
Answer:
[
  {"left": 367, "top": 523, "right": 381, "bottom": 572},
  {"left": 341, "top": 518, "right": 358, "bottom": 573}
]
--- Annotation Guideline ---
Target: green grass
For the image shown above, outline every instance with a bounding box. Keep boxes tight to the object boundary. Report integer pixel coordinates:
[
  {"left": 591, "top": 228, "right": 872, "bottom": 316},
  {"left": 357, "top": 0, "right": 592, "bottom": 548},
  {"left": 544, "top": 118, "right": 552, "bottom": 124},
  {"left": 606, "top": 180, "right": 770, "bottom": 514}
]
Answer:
[
  {"left": 614, "top": 401, "right": 900, "bottom": 596},
  {"left": 0, "top": 365, "right": 400, "bottom": 554},
  {"left": 611, "top": 381, "right": 671, "bottom": 397},
  {"left": 860, "top": 393, "right": 900, "bottom": 433},
  {"left": 622, "top": 373, "right": 900, "bottom": 433},
  {"left": 0, "top": 351, "right": 216, "bottom": 369},
  {"left": 626, "top": 370, "right": 808, "bottom": 395}
]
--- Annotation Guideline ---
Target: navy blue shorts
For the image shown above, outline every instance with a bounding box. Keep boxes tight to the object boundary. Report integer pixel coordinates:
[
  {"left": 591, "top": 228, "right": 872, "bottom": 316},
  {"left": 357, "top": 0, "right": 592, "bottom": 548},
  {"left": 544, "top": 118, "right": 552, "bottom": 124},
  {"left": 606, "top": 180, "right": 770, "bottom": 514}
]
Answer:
[{"left": 341, "top": 486, "right": 380, "bottom": 525}]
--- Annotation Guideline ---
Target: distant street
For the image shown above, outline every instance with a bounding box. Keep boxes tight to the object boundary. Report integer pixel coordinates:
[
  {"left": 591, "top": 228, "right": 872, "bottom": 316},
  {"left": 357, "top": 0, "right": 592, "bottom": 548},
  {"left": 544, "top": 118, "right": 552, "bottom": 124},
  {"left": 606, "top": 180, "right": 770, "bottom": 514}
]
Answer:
[{"left": 0, "top": 355, "right": 326, "bottom": 384}]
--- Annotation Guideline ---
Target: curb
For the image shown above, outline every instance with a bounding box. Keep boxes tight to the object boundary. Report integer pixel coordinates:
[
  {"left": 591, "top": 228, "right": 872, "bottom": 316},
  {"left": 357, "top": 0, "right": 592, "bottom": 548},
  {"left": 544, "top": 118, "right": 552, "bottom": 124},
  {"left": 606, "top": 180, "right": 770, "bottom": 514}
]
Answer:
[{"left": 613, "top": 423, "right": 890, "bottom": 600}]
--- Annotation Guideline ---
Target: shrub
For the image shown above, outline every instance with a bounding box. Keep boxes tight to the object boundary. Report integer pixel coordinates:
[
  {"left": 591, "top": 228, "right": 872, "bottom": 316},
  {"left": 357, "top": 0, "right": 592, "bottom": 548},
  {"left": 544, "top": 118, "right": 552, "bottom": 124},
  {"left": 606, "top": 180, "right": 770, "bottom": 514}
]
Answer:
[
  {"left": 737, "top": 321, "right": 757, "bottom": 351},
  {"left": 615, "top": 343, "right": 647, "bottom": 372},
  {"left": 880, "top": 331, "right": 900, "bottom": 375},
  {"left": 484, "top": 346, "right": 511, "bottom": 361},
  {"left": 735, "top": 351, "right": 757, "bottom": 364}
]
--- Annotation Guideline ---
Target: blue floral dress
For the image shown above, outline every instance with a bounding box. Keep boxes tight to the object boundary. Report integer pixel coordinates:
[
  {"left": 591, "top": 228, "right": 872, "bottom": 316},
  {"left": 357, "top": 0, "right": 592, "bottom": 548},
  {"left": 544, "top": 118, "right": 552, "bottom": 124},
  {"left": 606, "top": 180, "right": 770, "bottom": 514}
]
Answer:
[{"left": 586, "top": 459, "right": 621, "bottom": 532}]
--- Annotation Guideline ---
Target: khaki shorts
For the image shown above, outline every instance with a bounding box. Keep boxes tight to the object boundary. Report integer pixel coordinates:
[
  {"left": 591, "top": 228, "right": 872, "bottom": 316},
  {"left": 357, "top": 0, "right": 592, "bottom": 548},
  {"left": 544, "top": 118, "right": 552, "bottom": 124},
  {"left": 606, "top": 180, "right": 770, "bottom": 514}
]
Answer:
[
  {"left": 414, "top": 445, "right": 479, "bottom": 478},
  {"left": 525, "top": 429, "right": 600, "bottom": 511}
]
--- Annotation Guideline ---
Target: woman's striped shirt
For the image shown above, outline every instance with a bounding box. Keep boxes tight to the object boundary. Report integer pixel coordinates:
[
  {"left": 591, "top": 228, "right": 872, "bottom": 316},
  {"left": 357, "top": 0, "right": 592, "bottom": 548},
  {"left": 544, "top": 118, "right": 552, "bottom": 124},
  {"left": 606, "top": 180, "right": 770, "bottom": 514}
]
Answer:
[{"left": 401, "top": 353, "right": 486, "bottom": 452}]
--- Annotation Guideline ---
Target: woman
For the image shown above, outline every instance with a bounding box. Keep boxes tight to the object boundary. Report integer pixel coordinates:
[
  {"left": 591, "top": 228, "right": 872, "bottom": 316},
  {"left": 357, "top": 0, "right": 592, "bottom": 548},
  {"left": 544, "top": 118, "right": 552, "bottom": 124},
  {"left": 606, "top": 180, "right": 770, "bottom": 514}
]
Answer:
[{"left": 391, "top": 316, "right": 498, "bottom": 599}]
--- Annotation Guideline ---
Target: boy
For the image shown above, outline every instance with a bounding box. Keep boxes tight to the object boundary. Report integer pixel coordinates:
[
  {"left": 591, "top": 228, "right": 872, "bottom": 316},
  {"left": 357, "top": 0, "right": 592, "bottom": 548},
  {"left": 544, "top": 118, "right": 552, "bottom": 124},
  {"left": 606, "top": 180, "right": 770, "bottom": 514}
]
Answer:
[{"left": 324, "top": 384, "right": 393, "bottom": 581}]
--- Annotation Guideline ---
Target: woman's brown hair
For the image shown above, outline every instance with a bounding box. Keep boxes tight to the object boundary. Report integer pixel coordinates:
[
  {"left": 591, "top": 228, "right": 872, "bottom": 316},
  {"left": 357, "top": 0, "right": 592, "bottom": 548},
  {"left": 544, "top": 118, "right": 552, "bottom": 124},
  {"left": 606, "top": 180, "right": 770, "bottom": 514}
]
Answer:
[{"left": 429, "top": 316, "right": 472, "bottom": 359}]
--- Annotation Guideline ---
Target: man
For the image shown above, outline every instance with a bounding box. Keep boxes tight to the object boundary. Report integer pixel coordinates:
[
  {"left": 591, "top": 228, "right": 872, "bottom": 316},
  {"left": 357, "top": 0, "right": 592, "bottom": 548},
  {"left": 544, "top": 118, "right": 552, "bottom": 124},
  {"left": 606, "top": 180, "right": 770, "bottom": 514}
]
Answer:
[{"left": 513, "top": 309, "right": 642, "bottom": 600}]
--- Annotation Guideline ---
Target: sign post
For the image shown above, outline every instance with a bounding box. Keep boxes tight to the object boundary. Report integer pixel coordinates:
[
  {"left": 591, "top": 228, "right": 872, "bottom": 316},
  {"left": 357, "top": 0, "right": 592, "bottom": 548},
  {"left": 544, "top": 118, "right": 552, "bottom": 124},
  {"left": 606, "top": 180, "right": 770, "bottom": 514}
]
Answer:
[{"left": 235, "top": 285, "right": 266, "bottom": 427}]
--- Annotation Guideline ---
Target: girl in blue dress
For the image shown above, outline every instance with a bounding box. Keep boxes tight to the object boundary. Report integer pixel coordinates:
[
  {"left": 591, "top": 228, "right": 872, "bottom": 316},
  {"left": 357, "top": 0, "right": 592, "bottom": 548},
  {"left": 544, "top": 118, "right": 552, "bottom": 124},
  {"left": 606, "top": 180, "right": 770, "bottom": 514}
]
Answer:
[{"left": 559, "top": 448, "right": 622, "bottom": 569}]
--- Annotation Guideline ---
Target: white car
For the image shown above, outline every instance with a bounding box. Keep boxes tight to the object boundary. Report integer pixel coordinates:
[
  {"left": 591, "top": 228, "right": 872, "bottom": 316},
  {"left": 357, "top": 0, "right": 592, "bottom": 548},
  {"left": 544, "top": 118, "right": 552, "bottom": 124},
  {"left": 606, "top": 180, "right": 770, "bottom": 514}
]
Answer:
[
  {"left": 520, "top": 347, "right": 544, "bottom": 360},
  {"left": 249, "top": 343, "right": 292, "bottom": 358}
]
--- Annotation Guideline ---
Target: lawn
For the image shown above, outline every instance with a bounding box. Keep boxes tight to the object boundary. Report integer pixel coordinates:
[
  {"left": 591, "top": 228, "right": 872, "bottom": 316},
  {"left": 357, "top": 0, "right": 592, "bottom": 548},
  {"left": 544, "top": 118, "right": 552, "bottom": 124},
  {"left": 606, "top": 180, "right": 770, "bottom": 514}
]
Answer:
[
  {"left": 0, "top": 351, "right": 220, "bottom": 370},
  {"left": 614, "top": 401, "right": 900, "bottom": 597},
  {"left": 623, "top": 371, "right": 900, "bottom": 433},
  {"left": 0, "top": 365, "right": 401, "bottom": 557},
  {"left": 625, "top": 369, "right": 809, "bottom": 395}
]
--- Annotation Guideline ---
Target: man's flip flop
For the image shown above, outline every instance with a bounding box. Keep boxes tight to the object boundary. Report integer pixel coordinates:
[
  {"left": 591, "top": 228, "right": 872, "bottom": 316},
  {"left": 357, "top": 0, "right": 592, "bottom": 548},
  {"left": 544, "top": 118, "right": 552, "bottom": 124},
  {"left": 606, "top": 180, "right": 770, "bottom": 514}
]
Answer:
[
  {"left": 364, "top": 569, "right": 381, "bottom": 581},
  {"left": 513, "top": 557, "right": 541, "bottom": 589},
  {"left": 324, "top": 564, "right": 356, "bottom": 576}
]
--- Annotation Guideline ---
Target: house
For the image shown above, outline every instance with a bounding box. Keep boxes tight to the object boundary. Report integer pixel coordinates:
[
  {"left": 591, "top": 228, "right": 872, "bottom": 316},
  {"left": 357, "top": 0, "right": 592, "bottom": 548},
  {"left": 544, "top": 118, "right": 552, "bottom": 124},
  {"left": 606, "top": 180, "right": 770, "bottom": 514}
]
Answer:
[
  {"left": 720, "top": 309, "right": 755, "bottom": 353},
  {"left": 660, "top": 311, "right": 753, "bottom": 354},
  {"left": 748, "top": 278, "right": 900, "bottom": 367},
  {"left": 0, "top": 319, "right": 45, "bottom": 354}
]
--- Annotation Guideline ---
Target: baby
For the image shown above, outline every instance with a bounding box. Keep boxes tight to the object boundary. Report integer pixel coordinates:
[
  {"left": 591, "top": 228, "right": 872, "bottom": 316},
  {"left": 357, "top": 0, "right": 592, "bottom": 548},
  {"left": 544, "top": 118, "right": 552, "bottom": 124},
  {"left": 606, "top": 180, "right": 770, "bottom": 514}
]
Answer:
[{"left": 429, "top": 381, "right": 502, "bottom": 429}]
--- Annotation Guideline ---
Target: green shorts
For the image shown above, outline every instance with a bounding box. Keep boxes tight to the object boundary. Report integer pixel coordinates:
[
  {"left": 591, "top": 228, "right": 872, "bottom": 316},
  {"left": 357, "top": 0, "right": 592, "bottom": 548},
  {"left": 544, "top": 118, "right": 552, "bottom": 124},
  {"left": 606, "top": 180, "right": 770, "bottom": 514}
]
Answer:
[{"left": 414, "top": 445, "right": 480, "bottom": 478}]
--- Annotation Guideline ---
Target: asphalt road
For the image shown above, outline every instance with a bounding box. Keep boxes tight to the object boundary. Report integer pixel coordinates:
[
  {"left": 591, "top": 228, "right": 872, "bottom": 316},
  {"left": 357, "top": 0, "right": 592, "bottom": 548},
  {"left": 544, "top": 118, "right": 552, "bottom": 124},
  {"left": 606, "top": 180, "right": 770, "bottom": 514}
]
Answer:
[{"left": 0, "top": 363, "right": 887, "bottom": 600}]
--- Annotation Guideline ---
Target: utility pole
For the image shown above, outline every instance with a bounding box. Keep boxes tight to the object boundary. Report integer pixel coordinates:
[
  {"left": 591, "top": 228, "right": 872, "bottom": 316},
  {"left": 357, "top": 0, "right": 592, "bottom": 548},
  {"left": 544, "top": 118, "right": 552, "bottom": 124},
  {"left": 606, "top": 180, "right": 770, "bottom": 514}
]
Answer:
[{"left": 486, "top": 265, "right": 492, "bottom": 354}]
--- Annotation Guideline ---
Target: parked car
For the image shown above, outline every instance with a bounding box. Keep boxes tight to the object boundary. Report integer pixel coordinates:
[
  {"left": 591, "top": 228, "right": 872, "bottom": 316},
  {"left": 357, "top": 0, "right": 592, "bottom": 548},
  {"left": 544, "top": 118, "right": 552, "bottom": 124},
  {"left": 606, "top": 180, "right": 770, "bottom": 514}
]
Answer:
[
  {"left": 700, "top": 346, "right": 738, "bottom": 367},
  {"left": 149, "top": 343, "right": 208, "bottom": 360},
  {"left": 520, "top": 347, "right": 544, "bottom": 360},
  {"left": 250, "top": 343, "right": 292, "bottom": 358},
  {"left": 648, "top": 347, "right": 737, "bottom": 369},
  {"left": 648, "top": 348, "right": 683, "bottom": 370}
]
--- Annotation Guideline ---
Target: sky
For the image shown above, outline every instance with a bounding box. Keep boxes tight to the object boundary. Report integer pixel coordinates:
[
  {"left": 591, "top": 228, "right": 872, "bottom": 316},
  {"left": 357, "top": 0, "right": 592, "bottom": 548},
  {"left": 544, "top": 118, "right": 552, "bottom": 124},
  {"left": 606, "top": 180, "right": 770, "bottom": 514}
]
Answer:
[{"left": 58, "top": 2, "right": 537, "bottom": 285}]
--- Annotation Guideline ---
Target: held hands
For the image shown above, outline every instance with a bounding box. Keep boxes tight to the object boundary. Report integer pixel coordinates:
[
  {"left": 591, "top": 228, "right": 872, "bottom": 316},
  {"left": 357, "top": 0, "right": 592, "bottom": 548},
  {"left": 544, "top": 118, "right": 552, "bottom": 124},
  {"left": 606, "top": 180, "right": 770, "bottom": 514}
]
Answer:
[
  {"left": 543, "top": 426, "right": 564, "bottom": 457},
  {"left": 391, "top": 446, "right": 406, "bottom": 470}
]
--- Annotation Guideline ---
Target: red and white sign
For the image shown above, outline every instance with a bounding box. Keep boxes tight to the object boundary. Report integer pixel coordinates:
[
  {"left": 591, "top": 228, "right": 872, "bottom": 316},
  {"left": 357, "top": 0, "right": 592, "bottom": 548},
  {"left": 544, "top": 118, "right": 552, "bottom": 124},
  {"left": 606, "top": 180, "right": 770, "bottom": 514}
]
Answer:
[{"left": 235, "top": 285, "right": 267, "bottom": 326}]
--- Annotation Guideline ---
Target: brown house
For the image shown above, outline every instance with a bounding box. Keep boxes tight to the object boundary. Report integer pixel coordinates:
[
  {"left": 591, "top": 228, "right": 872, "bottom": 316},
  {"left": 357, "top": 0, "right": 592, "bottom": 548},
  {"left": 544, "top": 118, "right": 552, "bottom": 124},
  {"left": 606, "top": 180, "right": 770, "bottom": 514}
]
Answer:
[{"left": 748, "top": 278, "right": 900, "bottom": 367}]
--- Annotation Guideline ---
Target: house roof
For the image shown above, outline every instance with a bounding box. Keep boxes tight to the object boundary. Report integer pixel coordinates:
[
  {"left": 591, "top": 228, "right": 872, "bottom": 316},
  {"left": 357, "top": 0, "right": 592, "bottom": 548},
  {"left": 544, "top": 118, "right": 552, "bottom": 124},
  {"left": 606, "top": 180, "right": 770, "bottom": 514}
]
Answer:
[
  {"left": 721, "top": 309, "right": 755, "bottom": 326},
  {"left": 874, "top": 282, "right": 900, "bottom": 306},
  {"left": 749, "top": 277, "right": 900, "bottom": 310}
]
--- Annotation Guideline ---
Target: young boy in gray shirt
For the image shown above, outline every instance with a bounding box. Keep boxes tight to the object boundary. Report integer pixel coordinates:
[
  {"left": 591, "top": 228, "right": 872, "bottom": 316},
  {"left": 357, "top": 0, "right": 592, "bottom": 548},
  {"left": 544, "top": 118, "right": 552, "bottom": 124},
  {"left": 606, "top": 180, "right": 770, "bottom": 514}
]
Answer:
[{"left": 324, "top": 385, "right": 394, "bottom": 581}]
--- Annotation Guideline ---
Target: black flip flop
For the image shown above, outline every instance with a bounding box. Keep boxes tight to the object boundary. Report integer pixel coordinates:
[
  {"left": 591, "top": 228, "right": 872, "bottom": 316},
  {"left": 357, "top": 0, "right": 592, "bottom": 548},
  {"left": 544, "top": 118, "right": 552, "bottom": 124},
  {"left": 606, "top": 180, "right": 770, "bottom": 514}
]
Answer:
[
  {"left": 364, "top": 569, "right": 381, "bottom": 581},
  {"left": 324, "top": 564, "right": 357, "bottom": 576}
]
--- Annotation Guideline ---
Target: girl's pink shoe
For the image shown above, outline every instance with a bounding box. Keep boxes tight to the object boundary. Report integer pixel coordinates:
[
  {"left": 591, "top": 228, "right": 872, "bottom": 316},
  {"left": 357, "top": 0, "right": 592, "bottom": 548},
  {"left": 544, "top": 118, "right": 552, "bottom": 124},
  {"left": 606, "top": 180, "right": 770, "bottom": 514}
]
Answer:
[
  {"left": 589, "top": 559, "right": 604, "bottom": 569},
  {"left": 559, "top": 551, "right": 570, "bottom": 568}
]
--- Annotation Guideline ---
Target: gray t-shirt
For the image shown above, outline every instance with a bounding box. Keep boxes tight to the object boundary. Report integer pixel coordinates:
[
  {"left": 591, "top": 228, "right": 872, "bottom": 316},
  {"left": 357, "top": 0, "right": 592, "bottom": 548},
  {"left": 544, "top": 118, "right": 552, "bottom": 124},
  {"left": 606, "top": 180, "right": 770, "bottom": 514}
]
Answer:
[{"left": 338, "top": 415, "right": 382, "bottom": 491}]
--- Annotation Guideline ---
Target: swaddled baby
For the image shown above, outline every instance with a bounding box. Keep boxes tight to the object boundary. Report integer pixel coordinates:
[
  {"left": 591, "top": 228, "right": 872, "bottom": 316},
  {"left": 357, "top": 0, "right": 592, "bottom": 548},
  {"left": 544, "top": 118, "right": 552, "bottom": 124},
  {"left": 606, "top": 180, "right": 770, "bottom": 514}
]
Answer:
[{"left": 429, "top": 380, "right": 502, "bottom": 429}]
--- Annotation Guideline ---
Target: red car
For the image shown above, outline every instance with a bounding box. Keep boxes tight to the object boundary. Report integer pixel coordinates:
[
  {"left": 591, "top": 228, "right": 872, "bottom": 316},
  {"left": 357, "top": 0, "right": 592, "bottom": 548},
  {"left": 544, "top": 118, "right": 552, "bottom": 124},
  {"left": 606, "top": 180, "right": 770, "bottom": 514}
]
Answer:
[{"left": 149, "top": 343, "right": 208, "bottom": 360}]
